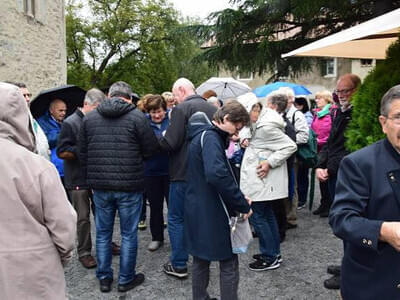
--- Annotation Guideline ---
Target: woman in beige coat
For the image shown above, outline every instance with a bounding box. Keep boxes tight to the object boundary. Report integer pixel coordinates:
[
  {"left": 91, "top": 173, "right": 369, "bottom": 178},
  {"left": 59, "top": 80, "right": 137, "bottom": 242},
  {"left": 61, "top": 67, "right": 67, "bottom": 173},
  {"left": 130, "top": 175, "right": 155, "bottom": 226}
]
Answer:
[
  {"left": 0, "top": 82, "right": 77, "bottom": 300},
  {"left": 240, "top": 98, "right": 297, "bottom": 271}
]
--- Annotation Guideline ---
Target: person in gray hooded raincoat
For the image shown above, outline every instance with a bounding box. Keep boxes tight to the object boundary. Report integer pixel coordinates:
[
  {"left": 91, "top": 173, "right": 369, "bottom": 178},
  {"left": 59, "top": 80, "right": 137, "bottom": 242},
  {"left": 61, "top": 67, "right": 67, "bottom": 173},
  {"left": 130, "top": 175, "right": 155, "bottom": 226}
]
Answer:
[{"left": 0, "top": 82, "right": 77, "bottom": 300}]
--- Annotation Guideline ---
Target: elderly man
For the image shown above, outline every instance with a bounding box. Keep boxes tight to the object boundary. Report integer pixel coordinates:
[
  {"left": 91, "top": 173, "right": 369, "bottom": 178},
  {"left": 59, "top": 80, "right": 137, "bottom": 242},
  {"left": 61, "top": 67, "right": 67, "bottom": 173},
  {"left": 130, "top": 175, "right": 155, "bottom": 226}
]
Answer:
[
  {"left": 316, "top": 74, "right": 361, "bottom": 217},
  {"left": 57, "top": 88, "right": 106, "bottom": 269},
  {"left": 79, "top": 81, "right": 159, "bottom": 293},
  {"left": 37, "top": 98, "right": 67, "bottom": 181},
  {"left": 315, "top": 73, "right": 361, "bottom": 289},
  {"left": 159, "top": 78, "right": 217, "bottom": 278},
  {"left": 329, "top": 85, "right": 400, "bottom": 299},
  {"left": 0, "top": 82, "right": 76, "bottom": 299}
]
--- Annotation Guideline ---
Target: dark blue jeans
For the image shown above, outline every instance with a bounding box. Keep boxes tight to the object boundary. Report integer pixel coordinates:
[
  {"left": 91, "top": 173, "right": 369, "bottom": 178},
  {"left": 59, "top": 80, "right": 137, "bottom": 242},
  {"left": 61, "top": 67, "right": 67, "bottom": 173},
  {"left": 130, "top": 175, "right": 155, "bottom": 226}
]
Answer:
[
  {"left": 297, "top": 163, "right": 309, "bottom": 206},
  {"left": 168, "top": 181, "right": 188, "bottom": 268},
  {"left": 93, "top": 190, "right": 142, "bottom": 284},
  {"left": 250, "top": 201, "right": 281, "bottom": 260},
  {"left": 288, "top": 166, "right": 295, "bottom": 202}
]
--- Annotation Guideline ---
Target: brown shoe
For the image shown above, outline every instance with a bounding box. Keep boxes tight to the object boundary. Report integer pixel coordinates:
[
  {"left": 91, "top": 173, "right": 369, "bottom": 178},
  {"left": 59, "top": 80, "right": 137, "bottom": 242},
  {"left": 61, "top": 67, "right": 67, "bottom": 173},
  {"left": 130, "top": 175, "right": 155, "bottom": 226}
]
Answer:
[
  {"left": 79, "top": 255, "right": 97, "bottom": 269},
  {"left": 112, "top": 242, "right": 120, "bottom": 256}
]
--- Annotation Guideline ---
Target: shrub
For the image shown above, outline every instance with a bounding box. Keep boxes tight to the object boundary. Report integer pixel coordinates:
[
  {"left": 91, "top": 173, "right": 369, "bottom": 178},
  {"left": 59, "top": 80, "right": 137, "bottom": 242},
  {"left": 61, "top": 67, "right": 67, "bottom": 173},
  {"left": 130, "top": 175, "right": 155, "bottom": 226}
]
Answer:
[{"left": 345, "top": 37, "right": 400, "bottom": 152}]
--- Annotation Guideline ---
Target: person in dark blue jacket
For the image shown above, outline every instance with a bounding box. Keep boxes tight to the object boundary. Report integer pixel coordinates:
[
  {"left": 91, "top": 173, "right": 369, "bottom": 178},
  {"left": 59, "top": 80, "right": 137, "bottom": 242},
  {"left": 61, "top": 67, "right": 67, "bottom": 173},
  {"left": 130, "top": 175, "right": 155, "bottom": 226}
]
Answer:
[
  {"left": 143, "top": 95, "right": 170, "bottom": 251},
  {"left": 37, "top": 99, "right": 67, "bottom": 181},
  {"left": 185, "top": 101, "right": 252, "bottom": 300},
  {"left": 329, "top": 85, "right": 400, "bottom": 300}
]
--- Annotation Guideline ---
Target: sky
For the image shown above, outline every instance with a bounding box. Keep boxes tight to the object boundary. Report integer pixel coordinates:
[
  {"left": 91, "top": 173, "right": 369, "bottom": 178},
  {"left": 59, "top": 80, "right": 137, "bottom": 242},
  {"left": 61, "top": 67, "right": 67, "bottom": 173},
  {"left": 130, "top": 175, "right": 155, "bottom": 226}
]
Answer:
[{"left": 169, "top": 0, "right": 235, "bottom": 20}]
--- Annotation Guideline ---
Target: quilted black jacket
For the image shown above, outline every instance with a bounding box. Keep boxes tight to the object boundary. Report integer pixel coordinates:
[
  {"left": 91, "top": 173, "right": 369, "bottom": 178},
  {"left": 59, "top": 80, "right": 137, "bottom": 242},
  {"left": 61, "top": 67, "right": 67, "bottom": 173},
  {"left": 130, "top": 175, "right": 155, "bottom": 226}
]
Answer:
[{"left": 79, "top": 98, "right": 159, "bottom": 191}]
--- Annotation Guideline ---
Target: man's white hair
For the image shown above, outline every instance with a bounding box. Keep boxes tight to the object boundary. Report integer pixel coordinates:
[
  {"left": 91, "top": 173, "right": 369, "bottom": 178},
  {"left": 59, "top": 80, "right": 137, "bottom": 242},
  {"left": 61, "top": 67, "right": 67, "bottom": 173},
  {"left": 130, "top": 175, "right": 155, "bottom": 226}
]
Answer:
[
  {"left": 276, "top": 87, "right": 295, "bottom": 99},
  {"left": 172, "top": 78, "right": 195, "bottom": 92}
]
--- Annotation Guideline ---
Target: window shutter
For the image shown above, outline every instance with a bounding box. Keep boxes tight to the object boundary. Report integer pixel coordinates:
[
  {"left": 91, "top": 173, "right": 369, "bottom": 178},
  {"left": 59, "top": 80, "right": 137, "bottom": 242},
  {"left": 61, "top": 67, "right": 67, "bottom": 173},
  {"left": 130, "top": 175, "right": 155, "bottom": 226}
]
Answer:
[
  {"left": 35, "top": 0, "right": 47, "bottom": 24},
  {"left": 320, "top": 59, "right": 327, "bottom": 76}
]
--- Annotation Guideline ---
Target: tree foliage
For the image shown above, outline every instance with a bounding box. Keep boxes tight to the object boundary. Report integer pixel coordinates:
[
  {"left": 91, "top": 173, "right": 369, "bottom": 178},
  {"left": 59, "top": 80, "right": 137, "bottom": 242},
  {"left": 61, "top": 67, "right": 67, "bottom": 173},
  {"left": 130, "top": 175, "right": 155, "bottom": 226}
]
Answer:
[
  {"left": 193, "top": 0, "right": 400, "bottom": 81},
  {"left": 66, "top": 0, "right": 215, "bottom": 94},
  {"left": 345, "top": 38, "right": 400, "bottom": 152}
]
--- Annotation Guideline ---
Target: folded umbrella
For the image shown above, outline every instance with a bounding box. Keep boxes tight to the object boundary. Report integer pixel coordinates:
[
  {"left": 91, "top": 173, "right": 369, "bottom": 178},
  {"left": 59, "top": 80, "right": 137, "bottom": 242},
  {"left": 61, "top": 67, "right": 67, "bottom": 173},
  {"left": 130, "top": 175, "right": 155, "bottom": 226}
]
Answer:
[
  {"left": 196, "top": 77, "right": 251, "bottom": 101},
  {"left": 30, "top": 85, "right": 86, "bottom": 119},
  {"left": 253, "top": 81, "right": 312, "bottom": 97}
]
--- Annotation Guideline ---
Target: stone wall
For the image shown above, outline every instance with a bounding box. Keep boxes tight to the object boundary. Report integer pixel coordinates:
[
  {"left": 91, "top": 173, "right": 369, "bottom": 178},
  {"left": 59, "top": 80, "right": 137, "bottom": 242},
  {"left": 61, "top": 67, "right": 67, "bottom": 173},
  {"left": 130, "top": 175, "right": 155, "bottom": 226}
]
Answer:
[{"left": 0, "top": 0, "right": 66, "bottom": 97}]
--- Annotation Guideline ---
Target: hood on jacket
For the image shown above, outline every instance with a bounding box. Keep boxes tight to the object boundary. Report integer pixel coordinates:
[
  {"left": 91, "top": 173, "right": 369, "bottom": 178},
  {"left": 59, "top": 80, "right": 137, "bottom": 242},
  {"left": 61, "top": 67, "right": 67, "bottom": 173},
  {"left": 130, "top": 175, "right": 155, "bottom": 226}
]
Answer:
[
  {"left": 97, "top": 97, "right": 135, "bottom": 118},
  {"left": 256, "top": 107, "right": 285, "bottom": 130},
  {"left": 0, "top": 82, "right": 35, "bottom": 152},
  {"left": 187, "top": 111, "right": 213, "bottom": 141},
  {"left": 188, "top": 112, "right": 231, "bottom": 149}
]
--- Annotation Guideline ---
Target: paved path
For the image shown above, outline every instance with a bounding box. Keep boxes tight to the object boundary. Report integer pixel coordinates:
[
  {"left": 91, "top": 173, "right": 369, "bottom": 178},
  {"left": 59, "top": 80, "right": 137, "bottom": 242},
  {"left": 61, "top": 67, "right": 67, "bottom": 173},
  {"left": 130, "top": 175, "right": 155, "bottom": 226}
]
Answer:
[{"left": 65, "top": 200, "right": 342, "bottom": 299}]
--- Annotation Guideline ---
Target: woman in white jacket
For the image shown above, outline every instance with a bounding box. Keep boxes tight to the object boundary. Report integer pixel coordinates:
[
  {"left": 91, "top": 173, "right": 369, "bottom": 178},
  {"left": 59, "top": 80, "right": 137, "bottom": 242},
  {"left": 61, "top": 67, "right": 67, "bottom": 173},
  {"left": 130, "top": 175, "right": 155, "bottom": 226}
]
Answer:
[{"left": 240, "top": 93, "right": 297, "bottom": 271}]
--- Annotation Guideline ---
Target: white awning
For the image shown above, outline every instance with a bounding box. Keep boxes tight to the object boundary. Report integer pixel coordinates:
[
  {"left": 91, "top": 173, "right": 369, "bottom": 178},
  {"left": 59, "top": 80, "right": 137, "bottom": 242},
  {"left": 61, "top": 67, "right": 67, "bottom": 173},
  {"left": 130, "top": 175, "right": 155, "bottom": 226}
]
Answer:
[{"left": 282, "top": 8, "right": 400, "bottom": 59}]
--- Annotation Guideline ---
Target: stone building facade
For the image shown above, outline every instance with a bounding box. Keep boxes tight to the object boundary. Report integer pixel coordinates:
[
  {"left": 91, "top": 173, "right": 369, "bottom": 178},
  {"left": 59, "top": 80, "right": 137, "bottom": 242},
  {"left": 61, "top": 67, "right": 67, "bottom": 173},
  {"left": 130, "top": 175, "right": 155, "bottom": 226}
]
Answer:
[{"left": 0, "top": 0, "right": 66, "bottom": 97}]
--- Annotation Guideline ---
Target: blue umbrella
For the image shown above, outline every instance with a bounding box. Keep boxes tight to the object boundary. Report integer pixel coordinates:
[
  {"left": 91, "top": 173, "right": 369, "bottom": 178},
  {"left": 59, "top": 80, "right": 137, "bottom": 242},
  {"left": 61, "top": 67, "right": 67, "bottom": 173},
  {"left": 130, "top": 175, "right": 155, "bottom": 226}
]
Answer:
[{"left": 253, "top": 81, "right": 312, "bottom": 97}]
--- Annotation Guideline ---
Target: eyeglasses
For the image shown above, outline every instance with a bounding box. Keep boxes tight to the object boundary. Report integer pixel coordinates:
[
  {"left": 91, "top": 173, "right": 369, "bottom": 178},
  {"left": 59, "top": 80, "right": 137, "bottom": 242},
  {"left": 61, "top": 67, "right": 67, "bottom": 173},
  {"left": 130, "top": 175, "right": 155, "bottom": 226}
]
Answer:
[
  {"left": 334, "top": 88, "right": 354, "bottom": 95},
  {"left": 385, "top": 114, "right": 400, "bottom": 124},
  {"left": 23, "top": 93, "right": 32, "bottom": 98}
]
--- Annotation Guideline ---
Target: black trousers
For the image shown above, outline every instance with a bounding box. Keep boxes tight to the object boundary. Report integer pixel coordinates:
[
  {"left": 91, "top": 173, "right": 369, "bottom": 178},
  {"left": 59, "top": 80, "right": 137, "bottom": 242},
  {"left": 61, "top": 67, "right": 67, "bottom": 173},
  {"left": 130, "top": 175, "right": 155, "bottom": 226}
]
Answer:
[
  {"left": 144, "top": 176, "right": 169, "bottom": 241},
  {"left": 319, "top": 180, "right": 331, "bottom": 209}
]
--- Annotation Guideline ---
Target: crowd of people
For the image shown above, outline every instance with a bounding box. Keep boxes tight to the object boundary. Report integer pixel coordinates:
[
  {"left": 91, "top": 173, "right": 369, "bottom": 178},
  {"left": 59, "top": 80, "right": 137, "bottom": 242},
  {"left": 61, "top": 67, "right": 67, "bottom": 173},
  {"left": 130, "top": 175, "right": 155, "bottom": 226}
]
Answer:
[{"left": 1, "top": 72, "right": 400, "bottom": 299}]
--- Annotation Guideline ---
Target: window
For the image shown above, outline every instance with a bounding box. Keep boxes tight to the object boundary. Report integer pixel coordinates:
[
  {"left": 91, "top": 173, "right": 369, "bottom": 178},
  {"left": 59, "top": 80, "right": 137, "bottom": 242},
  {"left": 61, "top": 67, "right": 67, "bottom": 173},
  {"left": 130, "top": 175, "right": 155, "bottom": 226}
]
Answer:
[
  {"left": 236, "top": 68, "right": 253, "bottom": 80},
  {"left": 360, "top": 59, "right": 373, "bottom": 67},
  {"left": 321, "top": 58, "right": 337, "bottom": 77},
  {"left": 24, "top": 0, "right": 35, "bottom": 16}
]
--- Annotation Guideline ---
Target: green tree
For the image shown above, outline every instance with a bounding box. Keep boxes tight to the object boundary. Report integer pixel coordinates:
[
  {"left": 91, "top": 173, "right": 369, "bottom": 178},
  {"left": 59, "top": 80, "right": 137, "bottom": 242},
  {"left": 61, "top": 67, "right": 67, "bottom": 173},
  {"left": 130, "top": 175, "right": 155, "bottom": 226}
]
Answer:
[
  {"left": 193, "top": 0, "right": 400, "bottom": 80},
  {"left": 345, "top": 39, "right": 400, "bottom": 151},
  {"left": 66, "top": 0, "right": 215, "bottom": 93}
]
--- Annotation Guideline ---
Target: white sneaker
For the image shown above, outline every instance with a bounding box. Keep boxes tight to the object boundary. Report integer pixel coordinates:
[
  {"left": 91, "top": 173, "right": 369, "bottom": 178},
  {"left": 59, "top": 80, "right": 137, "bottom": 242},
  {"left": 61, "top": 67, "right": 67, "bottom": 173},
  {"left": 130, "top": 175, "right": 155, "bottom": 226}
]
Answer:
[{"left": 148, "top": 241, "right": 163, "bottom": 251}]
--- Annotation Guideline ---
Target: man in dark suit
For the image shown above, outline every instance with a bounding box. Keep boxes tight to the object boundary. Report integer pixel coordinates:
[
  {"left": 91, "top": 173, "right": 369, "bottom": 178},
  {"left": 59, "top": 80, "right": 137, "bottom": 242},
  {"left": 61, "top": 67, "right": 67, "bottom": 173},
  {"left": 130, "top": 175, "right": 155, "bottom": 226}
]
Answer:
[{"left": 329, "top": 85, "right": 400, "bottom": 299}]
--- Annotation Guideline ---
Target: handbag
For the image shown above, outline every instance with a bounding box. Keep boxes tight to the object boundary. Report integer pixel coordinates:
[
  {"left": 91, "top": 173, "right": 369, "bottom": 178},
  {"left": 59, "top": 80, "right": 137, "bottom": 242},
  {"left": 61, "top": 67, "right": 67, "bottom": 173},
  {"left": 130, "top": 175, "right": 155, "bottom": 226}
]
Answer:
[
  {"left": 200, "top": 130, "right": 253, "bottom": 254},
  {"left": 222, "top": 207, "right": 253, "bottom": 254}
]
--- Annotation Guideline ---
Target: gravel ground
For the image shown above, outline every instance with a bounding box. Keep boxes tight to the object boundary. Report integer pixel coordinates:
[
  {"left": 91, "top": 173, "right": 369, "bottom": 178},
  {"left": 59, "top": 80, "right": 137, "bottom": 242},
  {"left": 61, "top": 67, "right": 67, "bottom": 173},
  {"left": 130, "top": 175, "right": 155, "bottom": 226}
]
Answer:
[{"left": 65, "top": 192, "right": 342, "bottom": 299}]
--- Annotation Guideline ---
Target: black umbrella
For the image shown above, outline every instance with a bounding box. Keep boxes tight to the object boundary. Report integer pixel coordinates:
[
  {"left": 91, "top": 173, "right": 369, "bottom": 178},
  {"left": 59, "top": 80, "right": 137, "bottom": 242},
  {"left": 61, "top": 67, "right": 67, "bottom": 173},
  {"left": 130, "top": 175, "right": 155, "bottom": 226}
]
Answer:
[{"left": 30, "top": 85, "right": 86, "bottom": 119}]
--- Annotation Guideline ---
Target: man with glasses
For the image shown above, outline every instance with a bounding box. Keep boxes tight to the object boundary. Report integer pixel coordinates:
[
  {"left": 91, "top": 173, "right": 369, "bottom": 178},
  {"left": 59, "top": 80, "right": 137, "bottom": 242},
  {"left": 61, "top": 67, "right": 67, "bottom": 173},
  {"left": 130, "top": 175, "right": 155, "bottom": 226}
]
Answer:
[
  {"left": 315, "top": 73, "right": 361, "bottom": 290},
  {"left": 329, "top": 85, "right": 400, "bottom": 299}
]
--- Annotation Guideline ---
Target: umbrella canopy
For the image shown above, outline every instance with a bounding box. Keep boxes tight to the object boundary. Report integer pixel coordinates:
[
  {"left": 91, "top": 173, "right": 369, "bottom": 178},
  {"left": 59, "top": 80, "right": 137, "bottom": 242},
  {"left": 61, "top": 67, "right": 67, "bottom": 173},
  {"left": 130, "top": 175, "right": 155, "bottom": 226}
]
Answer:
[
  {"left": 196, "top": 77, "right": 251, "bottom": 100},
  {"left": 282, "top": 8, "right": 400, "bottom": 59},
  {"left": 253, "top": 81, "right": 312, "bottom": 98},
  {"left": 30, "top": 85, "right": 86, "bottom": 119}
]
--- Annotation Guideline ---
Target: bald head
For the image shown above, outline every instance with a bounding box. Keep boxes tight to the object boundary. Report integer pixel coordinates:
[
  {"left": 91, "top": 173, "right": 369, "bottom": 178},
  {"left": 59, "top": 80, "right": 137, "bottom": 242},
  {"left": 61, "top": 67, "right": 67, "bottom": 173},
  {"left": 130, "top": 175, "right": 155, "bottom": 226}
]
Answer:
[
  {"left": 49, "top": 99, "right": 67, "bottom": 122},
  {"left": 172, "top": 78, "right": 195, "bottom": 104}
]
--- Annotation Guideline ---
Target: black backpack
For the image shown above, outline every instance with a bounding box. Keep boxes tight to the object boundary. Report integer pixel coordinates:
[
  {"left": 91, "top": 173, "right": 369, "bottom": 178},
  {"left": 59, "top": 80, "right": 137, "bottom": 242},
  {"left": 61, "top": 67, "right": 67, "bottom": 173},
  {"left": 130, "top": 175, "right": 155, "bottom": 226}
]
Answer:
[
  {"left": 282, "top": 114, "right": 296, "bottom": 169},
  {"left": 283, "top": 114, "right": 297, "bottom": 142}
]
